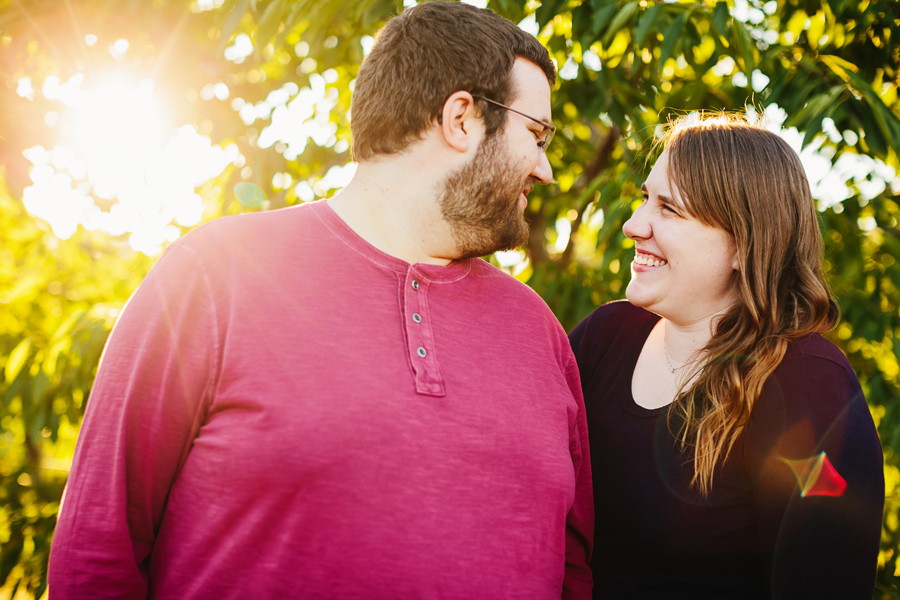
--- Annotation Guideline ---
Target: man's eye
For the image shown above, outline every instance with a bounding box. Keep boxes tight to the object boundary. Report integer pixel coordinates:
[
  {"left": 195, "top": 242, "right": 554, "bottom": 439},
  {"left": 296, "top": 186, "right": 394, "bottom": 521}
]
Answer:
[{"left": 662, "top": 204, "right": 679, "bottom": 215}]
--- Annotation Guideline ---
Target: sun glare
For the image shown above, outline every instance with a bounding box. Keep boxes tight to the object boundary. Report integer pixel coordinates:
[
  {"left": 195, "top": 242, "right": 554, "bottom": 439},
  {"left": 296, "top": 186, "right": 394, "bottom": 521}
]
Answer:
[
  {"left": 73, "top": 84, "right": 168, "bottom": 171},
  {"left": 22, "top": 70, "right": 241, "bottom": 255},
  {"left": 72, "top": 81, "right": 166, "bottom": 200}
]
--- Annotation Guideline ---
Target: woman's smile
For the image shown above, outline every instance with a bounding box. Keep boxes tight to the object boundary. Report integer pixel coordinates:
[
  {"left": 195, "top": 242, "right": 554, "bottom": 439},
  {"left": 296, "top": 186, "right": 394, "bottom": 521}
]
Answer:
[{"left": 632, "top": 250, "right": 668, "bottom": 269}]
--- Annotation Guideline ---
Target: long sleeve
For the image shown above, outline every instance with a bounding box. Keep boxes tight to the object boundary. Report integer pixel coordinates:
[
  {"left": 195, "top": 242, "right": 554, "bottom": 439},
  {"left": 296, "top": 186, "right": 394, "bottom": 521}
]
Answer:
[
  {"left": 562, "top": 357, "right": 594, "bottom": 600},
  {"left": 743, "top": 348, "right": 884, "bottom": 600},
  {"left": 49, "top": 244, "right": 220, "bottom": 599}
]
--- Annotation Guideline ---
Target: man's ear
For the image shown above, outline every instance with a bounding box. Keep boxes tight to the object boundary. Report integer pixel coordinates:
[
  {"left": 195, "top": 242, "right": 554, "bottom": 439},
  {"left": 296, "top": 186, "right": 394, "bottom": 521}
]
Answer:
[{"left": 439, "top": 91, "right": 481, "bottom": 153}]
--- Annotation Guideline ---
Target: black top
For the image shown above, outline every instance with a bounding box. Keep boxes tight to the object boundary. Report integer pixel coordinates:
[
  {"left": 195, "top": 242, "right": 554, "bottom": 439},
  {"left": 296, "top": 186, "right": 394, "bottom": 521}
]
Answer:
[{"left": 569, "top": 301, "right": 884, "bottom": 600}]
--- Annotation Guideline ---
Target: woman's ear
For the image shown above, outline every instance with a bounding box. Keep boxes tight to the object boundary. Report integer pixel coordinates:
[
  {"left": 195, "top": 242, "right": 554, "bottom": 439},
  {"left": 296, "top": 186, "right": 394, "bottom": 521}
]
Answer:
[{"left": 439, "top": 91, "right": 481, "bottom": 153}]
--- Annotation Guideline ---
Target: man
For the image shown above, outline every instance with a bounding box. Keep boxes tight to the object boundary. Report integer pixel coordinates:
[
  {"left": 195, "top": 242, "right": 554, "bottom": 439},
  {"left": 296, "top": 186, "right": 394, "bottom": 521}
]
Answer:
[{"left": 49, "top": 2, "right": 593, "bottom": 598}]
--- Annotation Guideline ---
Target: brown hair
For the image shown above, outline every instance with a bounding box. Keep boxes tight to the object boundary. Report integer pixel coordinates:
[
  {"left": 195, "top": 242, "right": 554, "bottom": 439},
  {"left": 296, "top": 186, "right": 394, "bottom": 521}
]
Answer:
[
  {"left": 350, "top": 0, "right": 556, "bottom": 161},
  {"left": 659, "top": 113, "right": 839, "bottom": 494}
]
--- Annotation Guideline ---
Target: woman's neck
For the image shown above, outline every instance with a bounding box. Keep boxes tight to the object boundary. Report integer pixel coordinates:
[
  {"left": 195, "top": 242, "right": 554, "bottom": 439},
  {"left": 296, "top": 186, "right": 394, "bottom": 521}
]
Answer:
[{"left": 662, "top": 306, "right": 731, "bottom": 366}]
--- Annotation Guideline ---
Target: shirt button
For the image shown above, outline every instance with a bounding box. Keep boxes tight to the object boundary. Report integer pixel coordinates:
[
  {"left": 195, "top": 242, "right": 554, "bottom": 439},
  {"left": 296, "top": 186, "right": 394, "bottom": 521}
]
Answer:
[
  {"left": 412, "top": 313, "right": 422, "bottom": 323},
  {"left": 411, "top": 279, "right": 420, "bottom": 290},
  {"left": 416, "top": 347, "right": 427, "bottom": 358}
]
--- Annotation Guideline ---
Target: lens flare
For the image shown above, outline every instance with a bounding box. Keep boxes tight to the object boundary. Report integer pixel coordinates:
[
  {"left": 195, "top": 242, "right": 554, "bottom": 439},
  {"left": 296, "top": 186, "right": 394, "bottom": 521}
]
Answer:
[
  {"left": 780, "top": 451, "right": 847, "bottom": 497},
  {"left": 235, "top": 182, "right": 266, "bottom": 207}
]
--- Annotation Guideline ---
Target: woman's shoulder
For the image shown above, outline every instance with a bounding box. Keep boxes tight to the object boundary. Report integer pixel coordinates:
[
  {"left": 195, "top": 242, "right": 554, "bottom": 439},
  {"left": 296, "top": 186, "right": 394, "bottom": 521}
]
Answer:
[
  {"left": 781, "top": 333, "right": 854, "bottom": 374},
  {"left": 573, "top": 300, "right": 657, "bottom": 334},
  {"left": 568, "top": 300, "right": 659, "bottom": 366},
  {"left": 772, "top": 333, "right": 859, "bottom": 397},
  {"left": 748, "top": 333, "right": 870, "bottom": 445}
]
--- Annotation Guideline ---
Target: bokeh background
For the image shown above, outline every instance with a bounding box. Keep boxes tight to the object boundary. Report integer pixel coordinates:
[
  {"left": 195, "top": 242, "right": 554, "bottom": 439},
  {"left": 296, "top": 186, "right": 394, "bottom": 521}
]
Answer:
[{"left": 0, "top": 0, "right": 898, "bottom": 596}]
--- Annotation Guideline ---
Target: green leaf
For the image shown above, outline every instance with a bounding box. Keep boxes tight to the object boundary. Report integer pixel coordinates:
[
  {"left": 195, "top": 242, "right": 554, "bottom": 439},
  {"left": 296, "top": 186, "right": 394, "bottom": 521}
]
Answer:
[
  {"left": 787, "top": 85, "right": 844, "bottom": 131},
  {"left": 602, "top": 1, "right": 639, "bottom": 47},
  {"left": 256, "top": 0, "right": 288, "bottom": 51},
  {"left": 658, "top": 11, "right": 689, "bottom": 69},
  {"left": 711, "top": 1, "right": 729, "bottom": 38},
  {"left": 732, "top": 20, "right": 755, "bottom": 78},
  {"left": 819, "top": 54, "right": 859, "bottom": 80},
  {"left": 584, "top": 1, "right": 619, "bottom": 45},
  {"left": 634, "top": 4, "right": 663, "bottom": 47},
  {"left": 5, "top": 338, "right": 32, "bottom": 384},
  {"left": 218, "top": 0, "right": 249, "bottom": 53},
  {"left": 536, "top": 0, "right": 568, "bottom": 28}
]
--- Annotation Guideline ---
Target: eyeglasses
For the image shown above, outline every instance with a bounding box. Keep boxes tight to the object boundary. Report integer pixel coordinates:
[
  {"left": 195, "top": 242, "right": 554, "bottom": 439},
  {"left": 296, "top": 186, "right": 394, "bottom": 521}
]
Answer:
[{"left": 471, "top": 94, "right": 556, "bottom": 153}]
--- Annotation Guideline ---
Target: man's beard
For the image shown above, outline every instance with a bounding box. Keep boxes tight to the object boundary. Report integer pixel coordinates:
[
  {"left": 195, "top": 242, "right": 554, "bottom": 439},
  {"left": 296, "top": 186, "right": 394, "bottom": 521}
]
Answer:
[{"left": 439, "top": 133, "right": 530, "bottom": 259}]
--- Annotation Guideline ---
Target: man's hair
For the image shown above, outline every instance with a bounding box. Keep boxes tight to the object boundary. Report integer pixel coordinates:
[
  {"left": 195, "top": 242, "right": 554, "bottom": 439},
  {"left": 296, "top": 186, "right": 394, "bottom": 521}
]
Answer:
[{"left": 350, "top": 1, "right": 556, "bottom": 161}]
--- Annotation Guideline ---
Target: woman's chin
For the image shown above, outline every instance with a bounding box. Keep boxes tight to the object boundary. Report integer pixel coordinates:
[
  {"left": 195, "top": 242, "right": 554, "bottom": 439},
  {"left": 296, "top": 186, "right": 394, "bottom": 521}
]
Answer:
[{"left": 624, "top": 283, "right": 652, "bottom": 309}]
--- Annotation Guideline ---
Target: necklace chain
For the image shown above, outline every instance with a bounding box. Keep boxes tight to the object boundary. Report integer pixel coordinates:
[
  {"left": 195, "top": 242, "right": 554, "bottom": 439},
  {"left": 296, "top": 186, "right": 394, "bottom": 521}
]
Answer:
[{"left": 662, "top": 337, "right": 686, "bottom": 374}]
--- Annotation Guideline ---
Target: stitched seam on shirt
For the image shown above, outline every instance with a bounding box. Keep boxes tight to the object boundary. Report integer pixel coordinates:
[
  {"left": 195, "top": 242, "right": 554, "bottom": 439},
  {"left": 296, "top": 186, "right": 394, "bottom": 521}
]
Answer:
[
  {"left": 419, "top": 282, "right": 443, "bottom": 388},
  {"left": 175, "top": 244, "right": 223, "bottom": 417},
  {"left": 397, "top": 272, "right": 416, "bottom": 384},
  {"left": 312, "top": 204, "right": 474, "bottom": 283},
  {"left": 425, "top": 259, "right": 474, "bottom": 284},
  {"left": 777, "top": 350, "right": 856, "bottom": 382},
  {"left": 311, "top": 203, "right": 411, "bottom": 273},
  {"left": 565, "top": 357, "right": 581, "bottom": 443}
]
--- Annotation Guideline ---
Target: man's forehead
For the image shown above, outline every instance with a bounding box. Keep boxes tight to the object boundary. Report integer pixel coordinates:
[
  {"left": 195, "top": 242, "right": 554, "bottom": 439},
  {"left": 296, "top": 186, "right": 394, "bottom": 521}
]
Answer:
[{"left": 509, "top": 58, "right": 553, "bottom": 121}]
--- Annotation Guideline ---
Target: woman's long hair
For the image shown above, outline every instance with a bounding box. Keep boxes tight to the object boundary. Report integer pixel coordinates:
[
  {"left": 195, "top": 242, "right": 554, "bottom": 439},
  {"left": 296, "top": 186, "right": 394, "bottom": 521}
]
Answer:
[{"left": 659, "top": 114, "right": 840, "bottom": 494}]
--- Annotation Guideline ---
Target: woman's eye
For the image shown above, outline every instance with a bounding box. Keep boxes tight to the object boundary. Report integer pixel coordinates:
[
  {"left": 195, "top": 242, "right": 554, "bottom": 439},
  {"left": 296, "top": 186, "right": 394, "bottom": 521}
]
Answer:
[{"left": 661, "top": 204, "right": 680, "bottom": 216}]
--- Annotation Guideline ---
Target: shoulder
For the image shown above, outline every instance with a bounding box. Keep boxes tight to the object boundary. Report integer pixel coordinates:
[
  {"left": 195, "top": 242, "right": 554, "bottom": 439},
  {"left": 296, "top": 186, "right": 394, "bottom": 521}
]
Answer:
[
  {"left": 567, "top": 301, "right": 658, "bottom": 389},
  {"left": 175, "top": 203, "right": 317, "bottom": 260},
  {"left": 156, "top": 203, "right": 321, "bottom": 285},
  {"left": 574, "top": 299, "right": 655, "bottom": 331},
  {"left": 467, "top": 260, "right": 574, "bottom": 360},
  {"left": 746, "top": 333, "right": 878, "bottom": 465},
  {"left": 781, "top": 334, "right": 855, "bottom": 377},
  {"left": 468, "top": 259, "right": 547, "bottom": 304},
  {"left": 569, "top": 300, "right": 658, "bottom": 359},
  {"left": 762, "top": 334, "right": 861, "bottom": 415},
  {"left": 743, "top": 334, "right": 883, "bottom": 506},
  {"left": 466, "top": 260, "right": 564, "bottom": 326}
]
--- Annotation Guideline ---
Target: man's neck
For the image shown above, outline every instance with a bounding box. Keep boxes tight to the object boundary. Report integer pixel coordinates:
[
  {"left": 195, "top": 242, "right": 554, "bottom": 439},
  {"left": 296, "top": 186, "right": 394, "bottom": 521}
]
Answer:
[{"left": 326, "top": 154, "right": 461, "bottom": 266}]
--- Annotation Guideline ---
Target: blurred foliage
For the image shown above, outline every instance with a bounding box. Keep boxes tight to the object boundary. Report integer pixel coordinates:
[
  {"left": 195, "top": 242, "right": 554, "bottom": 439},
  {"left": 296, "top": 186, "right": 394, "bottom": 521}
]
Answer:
[
  {"left": 0, "top": 172, "right": 152, "bottom": 597},
  {"left": 0, "top": 0, "right": 899, "bottom": 596}
]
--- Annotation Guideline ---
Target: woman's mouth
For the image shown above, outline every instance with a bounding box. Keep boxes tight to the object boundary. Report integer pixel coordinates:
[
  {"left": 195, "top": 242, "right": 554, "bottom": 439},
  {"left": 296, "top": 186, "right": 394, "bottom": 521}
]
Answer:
[{"left": 633, "top": 251, "right": 668, "bottom": 267}]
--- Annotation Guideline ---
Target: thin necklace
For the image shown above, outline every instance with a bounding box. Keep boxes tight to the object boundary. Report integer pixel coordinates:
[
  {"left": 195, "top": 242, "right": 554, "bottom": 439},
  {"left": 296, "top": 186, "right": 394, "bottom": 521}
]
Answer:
[{"left": 662, "top": 337, "right": 692, "bottom": 374}]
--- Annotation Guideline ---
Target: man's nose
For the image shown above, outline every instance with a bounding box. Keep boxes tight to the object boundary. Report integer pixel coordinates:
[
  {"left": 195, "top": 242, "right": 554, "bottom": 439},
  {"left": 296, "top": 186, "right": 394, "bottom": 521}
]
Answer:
[{"left": 531, "top": 152, "right": 553, "bottom": 185}]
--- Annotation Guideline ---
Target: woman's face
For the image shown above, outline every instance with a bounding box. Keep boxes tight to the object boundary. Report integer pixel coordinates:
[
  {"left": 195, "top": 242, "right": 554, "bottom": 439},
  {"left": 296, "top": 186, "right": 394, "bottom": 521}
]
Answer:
[{"left": 623, "top": 150, "right": 739, "bottom": 324}]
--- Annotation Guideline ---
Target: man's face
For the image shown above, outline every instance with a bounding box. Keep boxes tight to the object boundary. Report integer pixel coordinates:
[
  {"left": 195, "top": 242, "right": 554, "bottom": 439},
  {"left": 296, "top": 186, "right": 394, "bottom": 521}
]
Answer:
[
  {"left": 439, "top": 59, "right": 553, "bottom": 259},
  {"left": 439, "top": 133, "right": 530, "bottom": 259}
]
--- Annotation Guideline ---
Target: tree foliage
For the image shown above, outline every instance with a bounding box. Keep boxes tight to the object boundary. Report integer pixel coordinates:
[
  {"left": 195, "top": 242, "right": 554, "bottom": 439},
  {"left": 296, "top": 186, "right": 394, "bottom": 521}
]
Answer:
[{"left": 0, "top": 0, "right": 898, "bottom": 596}]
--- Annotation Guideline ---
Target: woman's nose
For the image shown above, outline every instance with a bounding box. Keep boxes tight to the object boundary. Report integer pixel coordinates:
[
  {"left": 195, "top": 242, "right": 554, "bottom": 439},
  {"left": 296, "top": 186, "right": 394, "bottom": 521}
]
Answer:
[{"left": 622, "top": 204, "right": 650, "bottom": 241}]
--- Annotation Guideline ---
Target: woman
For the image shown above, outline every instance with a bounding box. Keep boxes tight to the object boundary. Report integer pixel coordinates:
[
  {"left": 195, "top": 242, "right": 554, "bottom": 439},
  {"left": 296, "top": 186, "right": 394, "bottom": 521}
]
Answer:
[{"left": 569, "top": 114, "right": 884, "bottom": 599}]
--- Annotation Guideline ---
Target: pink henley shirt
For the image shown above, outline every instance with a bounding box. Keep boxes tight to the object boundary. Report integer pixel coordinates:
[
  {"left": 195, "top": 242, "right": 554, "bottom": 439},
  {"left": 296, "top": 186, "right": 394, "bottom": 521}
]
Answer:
[{"left": 49, "top": 200, "right": 593, "bottom": 599}]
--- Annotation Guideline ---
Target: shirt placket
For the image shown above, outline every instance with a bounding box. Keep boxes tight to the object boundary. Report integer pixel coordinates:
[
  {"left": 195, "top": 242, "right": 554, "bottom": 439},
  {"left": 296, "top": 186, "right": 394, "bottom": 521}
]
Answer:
[{"left": 403, "top": 267, "right": 446, "bottom": 397}]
